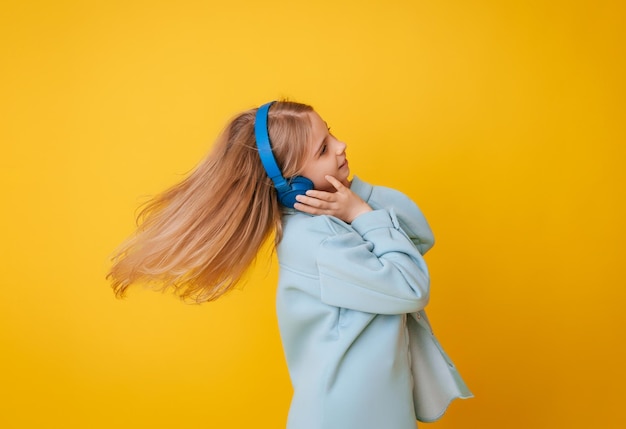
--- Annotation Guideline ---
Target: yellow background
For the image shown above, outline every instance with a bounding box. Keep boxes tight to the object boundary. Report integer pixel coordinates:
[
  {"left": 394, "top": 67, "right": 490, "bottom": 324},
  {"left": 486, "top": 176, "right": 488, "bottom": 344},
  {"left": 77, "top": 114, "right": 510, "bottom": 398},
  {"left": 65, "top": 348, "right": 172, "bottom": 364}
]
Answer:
[{"left": 1, "top": 0, "right": 624, "bottom": 428}]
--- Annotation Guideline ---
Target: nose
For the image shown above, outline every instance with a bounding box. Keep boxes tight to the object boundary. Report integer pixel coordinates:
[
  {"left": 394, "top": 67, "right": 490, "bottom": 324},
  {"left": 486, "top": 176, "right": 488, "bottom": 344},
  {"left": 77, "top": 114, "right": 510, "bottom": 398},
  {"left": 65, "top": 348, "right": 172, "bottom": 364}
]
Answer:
[{"left": 335, "top": 139, "right": 347, "bottom": 155}]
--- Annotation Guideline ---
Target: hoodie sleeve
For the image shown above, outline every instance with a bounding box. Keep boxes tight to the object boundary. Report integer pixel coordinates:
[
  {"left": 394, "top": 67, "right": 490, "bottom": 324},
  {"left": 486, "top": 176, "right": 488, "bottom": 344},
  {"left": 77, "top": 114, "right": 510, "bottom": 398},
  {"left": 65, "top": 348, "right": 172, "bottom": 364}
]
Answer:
[
  {"left": 316, "top": 208, "right": 430, "bottom": 315},
  {"left": 369, "top": 186, "right": 435, "bottom": 255},
  {"left": 350, "top": 176, "right": 434, "bottom": 255}
]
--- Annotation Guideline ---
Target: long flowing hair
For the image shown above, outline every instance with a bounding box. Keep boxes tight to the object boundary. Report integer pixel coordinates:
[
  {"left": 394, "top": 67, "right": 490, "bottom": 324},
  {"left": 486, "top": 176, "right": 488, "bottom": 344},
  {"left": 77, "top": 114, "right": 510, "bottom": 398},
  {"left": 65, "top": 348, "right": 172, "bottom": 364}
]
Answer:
[{"left": 108, "top": 101, "right": 314, "bottom": 302}]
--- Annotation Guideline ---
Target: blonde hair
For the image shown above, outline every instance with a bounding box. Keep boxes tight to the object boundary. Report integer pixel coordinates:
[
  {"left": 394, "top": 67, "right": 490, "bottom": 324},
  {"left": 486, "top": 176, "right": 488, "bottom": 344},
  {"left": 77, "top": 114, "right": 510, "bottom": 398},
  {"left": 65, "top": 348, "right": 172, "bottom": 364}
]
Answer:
[{"left": 108, "top": 101, "right": 314, "bottom": 302}]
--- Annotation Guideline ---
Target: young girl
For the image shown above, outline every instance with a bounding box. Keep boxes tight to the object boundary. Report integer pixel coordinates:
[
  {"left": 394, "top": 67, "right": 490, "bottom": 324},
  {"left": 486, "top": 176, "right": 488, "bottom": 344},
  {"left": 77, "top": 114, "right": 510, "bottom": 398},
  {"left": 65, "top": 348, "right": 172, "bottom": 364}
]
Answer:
[{"left": 109, "top": 100, "right": 472, "bottom": 429}]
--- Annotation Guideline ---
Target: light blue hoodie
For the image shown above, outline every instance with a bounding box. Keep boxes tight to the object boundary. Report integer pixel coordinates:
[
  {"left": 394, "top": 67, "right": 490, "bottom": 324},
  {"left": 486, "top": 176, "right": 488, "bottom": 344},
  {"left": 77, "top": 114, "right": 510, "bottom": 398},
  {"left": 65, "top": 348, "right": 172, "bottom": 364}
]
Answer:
[{"left": 276, "top": 177, "right": 472, "bottom": 429}]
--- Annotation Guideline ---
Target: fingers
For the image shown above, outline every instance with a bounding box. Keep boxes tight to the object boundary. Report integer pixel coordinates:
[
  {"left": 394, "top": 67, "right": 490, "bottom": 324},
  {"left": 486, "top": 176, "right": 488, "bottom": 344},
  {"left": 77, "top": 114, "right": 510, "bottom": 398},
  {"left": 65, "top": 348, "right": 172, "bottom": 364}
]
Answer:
[
  {"left": 293, "top": 202, "right": 323, "bottom": 215},
  {"left": 325, "top": 175, "right": 345, "bottom": 191},
  {"left": 294, "top": 193, "right": 334, "bottom": 208},
  {"left": 294, "top": 191, "right": 339, "bottom": 216},
  {"left": 292, "top": 177, "right": 352, "bottom": 218},
  {"left": 293, "top": 200, "right": 332, "bottom": 216},
  {"left": 301, "top": 189, "right": 335, "bottom": 202}
]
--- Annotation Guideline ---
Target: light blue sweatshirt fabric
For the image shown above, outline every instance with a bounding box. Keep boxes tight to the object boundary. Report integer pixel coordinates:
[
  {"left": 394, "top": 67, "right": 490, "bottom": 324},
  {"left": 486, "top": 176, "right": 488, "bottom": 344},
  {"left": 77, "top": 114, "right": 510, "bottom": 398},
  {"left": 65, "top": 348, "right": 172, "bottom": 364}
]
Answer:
[{"left": 276, "top": 177, "right": 472, "bottom": 429}]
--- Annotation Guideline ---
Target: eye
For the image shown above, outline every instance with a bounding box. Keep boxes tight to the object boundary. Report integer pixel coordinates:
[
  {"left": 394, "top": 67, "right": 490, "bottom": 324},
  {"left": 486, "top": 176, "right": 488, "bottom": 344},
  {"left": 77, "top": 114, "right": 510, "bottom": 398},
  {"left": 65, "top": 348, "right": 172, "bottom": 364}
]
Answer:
[{"left": 320, "top": 144, "right": 327, "bottom": 155}]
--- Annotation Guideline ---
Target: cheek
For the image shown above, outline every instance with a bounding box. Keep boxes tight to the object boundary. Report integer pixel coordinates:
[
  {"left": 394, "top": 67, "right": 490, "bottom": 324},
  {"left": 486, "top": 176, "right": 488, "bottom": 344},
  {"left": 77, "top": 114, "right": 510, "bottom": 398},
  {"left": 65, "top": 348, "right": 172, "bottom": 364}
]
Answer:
[
  {"left": 310, "top": 176, "right": 328, "bottom": 191},
  {"left": 314, "top": 161, "right": 344, "bottom": 190},
  {"left": 300, "top": 161, "right": 335, "bottom": 190},
  {"left": 303, "top": 172, "right": 328, "bottom": 191}
]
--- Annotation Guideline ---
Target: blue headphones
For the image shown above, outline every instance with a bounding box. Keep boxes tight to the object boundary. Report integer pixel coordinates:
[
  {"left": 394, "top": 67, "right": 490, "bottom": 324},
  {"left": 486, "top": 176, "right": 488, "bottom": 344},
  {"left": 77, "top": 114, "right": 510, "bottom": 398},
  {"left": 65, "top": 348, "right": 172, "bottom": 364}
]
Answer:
[{"left": 254, "top": 101, "right": 314, "bottom": 208}]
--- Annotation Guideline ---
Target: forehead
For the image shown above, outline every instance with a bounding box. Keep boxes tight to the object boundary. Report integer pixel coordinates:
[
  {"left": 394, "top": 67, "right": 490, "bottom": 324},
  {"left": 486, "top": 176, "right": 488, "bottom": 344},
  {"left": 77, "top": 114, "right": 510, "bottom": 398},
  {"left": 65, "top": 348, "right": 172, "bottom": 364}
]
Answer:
[{"left": 308, "top": 110, "right": 326, "bottom": 127}]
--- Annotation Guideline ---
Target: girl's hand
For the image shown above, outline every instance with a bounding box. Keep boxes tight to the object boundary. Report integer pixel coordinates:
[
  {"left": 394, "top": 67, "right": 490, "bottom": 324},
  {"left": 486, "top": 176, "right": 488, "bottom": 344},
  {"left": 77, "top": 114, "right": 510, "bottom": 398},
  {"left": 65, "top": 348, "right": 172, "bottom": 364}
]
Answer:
[{"left": 293, "top": 175, "right": 372, "bottom": 223}]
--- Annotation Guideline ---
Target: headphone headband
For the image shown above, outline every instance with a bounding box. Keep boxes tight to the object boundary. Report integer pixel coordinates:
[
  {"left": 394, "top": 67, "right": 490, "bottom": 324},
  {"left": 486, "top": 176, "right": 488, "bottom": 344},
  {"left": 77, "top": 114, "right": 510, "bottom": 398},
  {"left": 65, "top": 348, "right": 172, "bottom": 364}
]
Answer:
[
  {"left": 254, "top": 101, "right": 314, "bottom": 208},
  {"left": 254, "top": 101, "right": 289, "bottom": 192}
]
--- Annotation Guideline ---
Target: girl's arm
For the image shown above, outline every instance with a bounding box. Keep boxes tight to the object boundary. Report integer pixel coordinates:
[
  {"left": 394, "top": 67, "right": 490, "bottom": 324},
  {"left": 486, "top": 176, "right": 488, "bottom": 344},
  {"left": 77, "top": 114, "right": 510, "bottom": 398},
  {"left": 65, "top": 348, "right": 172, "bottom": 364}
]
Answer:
[
  {"left": 294, "top": 176, "right": 430, "bottom": 315},
  {"left": 368, "top": 185, "right": 435, "bottom": 255},
  {"left": 315, "top": 208, "right": 430, "bottom": 315}
]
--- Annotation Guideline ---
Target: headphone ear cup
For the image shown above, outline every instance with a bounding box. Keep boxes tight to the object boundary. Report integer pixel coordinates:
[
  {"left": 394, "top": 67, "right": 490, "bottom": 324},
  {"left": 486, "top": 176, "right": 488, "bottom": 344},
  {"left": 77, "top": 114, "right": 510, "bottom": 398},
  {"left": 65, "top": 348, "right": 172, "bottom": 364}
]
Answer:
[{"left": 278, "top": 176, "right": 314, "bottom": 209}]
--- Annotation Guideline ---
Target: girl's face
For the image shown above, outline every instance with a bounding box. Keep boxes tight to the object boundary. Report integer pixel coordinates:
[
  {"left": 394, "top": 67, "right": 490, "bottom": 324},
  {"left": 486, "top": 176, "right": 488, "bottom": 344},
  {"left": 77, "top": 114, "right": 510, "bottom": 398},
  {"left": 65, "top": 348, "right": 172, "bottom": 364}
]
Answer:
[{"left": 299, "top": 111, "right": 350, "bottom": 192}]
